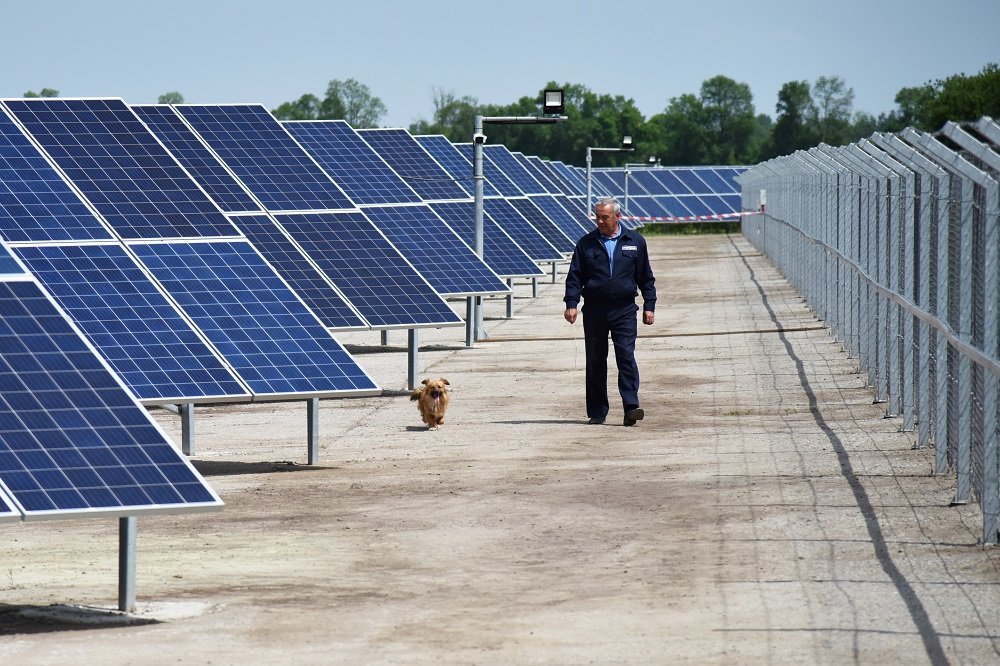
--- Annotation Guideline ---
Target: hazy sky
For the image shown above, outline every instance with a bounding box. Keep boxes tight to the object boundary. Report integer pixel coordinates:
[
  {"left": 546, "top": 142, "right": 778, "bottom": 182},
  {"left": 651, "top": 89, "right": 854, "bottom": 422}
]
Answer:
[{"left": 4, "top": 0, "right": 997, "bottom": 129}]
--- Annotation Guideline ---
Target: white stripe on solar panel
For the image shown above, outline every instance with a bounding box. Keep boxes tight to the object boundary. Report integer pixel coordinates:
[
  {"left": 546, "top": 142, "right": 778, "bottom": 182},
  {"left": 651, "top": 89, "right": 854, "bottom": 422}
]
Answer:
[
  {"left": 361, "top": 205, "right": 508, "bottom": 296},
  {"left": 228, "top": 214, "right": 368, "bottom": 330},
  {"left": 273, "top": 212, "right": 464, "bottom": 329},
  {"left": 428, "top": 202, "right": 543, "bottom": 278},
  {"left": 3, "top": 99, "right": 237, "bottom": 240},
  {"left": 482, "top": 198, "right": 563, "bottom": 262},
  {"left": 0, "top": 280, "right": 222, "bottom": 519},
  {"left": 15, "top": 243, "right": 250, "bottom": 404},
  {"left": 284, "top": 121, "right": 422, "bottom": 205},
  {"left": 0, "top": 111, "right": 114, "bottom": 242},
  {"left": 130, "top": 240, "right": 379, "bottom": 398},
  {"left": 357, "top": 129, "right": 468, "bottom": 202},
  {"left": 131, "top": 105, "right": 262, "bottom": 214},
  {"left": 174, "top": 105, "right": 355, "bottom": 212},
  {"left": 482, "top": 145, "right": 546, "bottom": 195}
]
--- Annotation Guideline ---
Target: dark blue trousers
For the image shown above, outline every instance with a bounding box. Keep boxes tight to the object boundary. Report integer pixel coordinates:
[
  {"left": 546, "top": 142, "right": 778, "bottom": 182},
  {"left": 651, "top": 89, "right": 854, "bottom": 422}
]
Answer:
[{"left": 582, "top": 301, "right": 640, "bottom": 420}]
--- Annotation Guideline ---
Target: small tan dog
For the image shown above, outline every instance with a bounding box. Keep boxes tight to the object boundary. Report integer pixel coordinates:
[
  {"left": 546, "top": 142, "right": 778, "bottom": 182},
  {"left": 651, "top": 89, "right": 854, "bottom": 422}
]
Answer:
[{"left": 410, "top": 378, "right": 450, "bottom": 430}]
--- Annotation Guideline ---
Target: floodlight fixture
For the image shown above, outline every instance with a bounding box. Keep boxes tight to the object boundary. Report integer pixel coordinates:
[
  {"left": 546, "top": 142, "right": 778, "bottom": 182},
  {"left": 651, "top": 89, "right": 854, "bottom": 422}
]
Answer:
[{"left": 543, "top": 89, "right": 565, "bottom": 116}]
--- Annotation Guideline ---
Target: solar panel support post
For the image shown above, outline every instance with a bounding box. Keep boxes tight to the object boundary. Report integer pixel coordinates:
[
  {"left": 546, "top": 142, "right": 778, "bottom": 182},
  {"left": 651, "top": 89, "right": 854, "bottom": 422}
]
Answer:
[
  {"left": 381, "top": 330, "right": 389, "bottom": 346},
  {"left": 118, "top": 516, "right": 137, "bottom": 612},
  {"left": 307, "top": 398, "right": 319, "bottom": 465},
  {"left": 532, "top": 277, "right": 538, "bottom": 298},
  {"left": 407, "top": 329, "right": 419, "bottom": 390},
  {"left": 506, "top": 279, "right": 514, "bottom": 318},
  {"left": 465, "top": 298, "right": 474, "bottom": 347},
  {"left": 180, "top": 403, "right": 195, "bottom": 456}
]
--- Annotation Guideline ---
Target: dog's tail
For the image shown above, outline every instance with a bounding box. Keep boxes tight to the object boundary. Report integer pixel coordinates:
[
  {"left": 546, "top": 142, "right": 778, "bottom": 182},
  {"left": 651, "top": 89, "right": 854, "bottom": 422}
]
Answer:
[{"left": 409, "top": 390, "right": 420, "bottom": 401}]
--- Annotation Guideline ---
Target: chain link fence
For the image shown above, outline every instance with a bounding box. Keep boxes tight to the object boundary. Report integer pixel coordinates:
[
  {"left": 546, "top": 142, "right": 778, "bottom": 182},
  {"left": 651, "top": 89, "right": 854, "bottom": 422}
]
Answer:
[{"left": 739, "top": 118, "right": 1000, "bottom": 544}]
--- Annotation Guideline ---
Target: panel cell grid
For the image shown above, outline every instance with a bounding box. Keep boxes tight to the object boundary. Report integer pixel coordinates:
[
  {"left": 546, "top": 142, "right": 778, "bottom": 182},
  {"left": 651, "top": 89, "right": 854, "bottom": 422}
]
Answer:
[
  {"left": 174, "top": 105, "right": 354, "bottom": 212},
  {"left": 361, "top": 205, "right": 508, "bottom": 296},
  {"left": 0, "top": 243, "right": 24, "bottom": 274},
  {"left": 428, "top": 201, "right": 542, "bottom": 278},
  {"left": 482, "top": 145, "right": 546, "bottom": 195},
  {"left": 358, "top": 129, "right": 468, "bottom": 202},
  {"left": 414, "top": 135, "right": 496, "bottom": 198},
  {"left": 2, "top": 98, "right": 237, "bottom": 239},
  {"left": 274, "top": 211, "right": 463, "bottom": 329},
  {"left": 230, "top": 214, "right": 367, "bottom": 330},
  {"left": 530, "top": 195, "right": 589, "bottom": 241},
  {"left": 674, "top": 169, "right": 714, "bottom": 193},
  {"left": 130, "top": 240, "right": 378, "bottom": 397},
  {"left": 528, "top": 156, "right": 576, "bottom": 196},
  {"left": 284, "top": 121, "right": 422, "bottom": 205},
  {"left": 454, "top": 143, "right": 524, "bottom": 197},
  {"left": 0, "top": 111, "right": 113, "bottom": 242},
  {"left": 131, "top": 105, "right": 262, "bottom": 213},
  {"left": 508, "top": 198, "right": 575, "bottom": 254},
  {"left": 0, "top": 280, "right": 221, "bottom": 518},
  {"left": 15, "top": 243, "right": 249, "bottom": 403},
  {"left": 483, "top": 198, "right": 562, "bottom": 262}
]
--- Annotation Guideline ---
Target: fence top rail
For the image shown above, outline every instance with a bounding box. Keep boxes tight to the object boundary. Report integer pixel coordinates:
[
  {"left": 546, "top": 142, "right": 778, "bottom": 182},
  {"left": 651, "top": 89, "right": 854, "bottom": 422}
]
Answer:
[{"left": 901, "top": 128, "right": 997, "bottom": 187}]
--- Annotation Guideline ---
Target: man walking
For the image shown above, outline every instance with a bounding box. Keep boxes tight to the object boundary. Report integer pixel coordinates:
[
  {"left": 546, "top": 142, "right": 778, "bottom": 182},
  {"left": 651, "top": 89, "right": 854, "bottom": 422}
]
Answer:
[{"left": 564, "top": 197, "right": 656, "bottom": 426}]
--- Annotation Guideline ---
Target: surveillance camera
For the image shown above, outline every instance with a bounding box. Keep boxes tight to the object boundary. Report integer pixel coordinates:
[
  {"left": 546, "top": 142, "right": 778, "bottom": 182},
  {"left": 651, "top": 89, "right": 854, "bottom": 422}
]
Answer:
[{"left": 473, "top": 132, "right": 487, "bottom": 145}]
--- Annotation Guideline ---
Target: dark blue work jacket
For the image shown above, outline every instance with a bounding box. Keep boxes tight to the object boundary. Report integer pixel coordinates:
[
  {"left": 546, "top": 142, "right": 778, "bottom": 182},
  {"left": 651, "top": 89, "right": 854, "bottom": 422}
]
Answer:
[{"left": 564, "top": 228, "right": 656, "bottom": 311}]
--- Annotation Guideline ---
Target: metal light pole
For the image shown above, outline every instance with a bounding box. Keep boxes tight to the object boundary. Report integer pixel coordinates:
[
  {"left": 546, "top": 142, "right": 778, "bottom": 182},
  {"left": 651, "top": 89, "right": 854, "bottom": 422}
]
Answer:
[
  {"left": 468, "top": 90, "right": 567, "bottom": 346},
  {"left": 585, "top": 136, "right": 634, "bottom": 218}
]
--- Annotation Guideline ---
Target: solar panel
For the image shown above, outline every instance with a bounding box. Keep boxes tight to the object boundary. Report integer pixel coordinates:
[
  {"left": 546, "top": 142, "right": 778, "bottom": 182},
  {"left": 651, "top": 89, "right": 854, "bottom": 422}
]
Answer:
[
  {"left": 651, "top": 170, "right": 693, "bottom": 195},
  {"left": 0, "top": 490, "right": 17, "bottom": 522},
  {"left": 0, "top": 242, "right": 24, "bottom": 275},
  {"left": 0, "top": 110, "right": 114, "bottom": 242},
  {"left": 131, "top": 104, "right": 262, "bottom": 214},
  {"left": 173, "top": 105, "right": 355, "bottom": 212},
  {"left": 674, "top": 169, "right": 713, "bottom": 194},
  {"left": 428, "top": 201, "right": 543, "bottom": 278},
  {"left": 508, "top": 198, "right": 575, "bottom": 253},
  {"left": 2, "top": 98, "right": 238, "bottom": 240},
  {"left": 527, "top": 156, "right": 576, "bottom": 196},
  {"left": 273, "top": 212, "right": 463, "bottom": 329},
  {"left": 550, "top": 161, "right": 589, "bottom": 195},
  {"left": 692, "top": 168, "right": 731, "bottom": 194},
  {"left": 283, "top": 120, "right": 422, "bottom": 205},
  {"left": 529, "top": 195, "right": 589, "bottom": 241},
  {"left": 358, "top": 128, "right": 468, "bottom": 201},
  {"left": 130, "top": 240, "right": 379, "bottom": 398},
  {"left": 512, "top": 152, "right": 562, "bottom": 195},
  {"left": 482, "top": 144, "right": 547, "bottom": 195},
  {"left": 413, "top": 135, "right": 494, "bottom": 197},
  {"left": 0, "top": 279, "right": 222, "bottom": 519},
  {"left": 14, "top": 243, "right": 250, "bottom": 404},
  {"left": 454, "top": 142, "right": 523, "bottom": 197},
  {"left": 593, "top": 170, "right": 624, "bottom": 196},
  {"left": 360, "top": 204, "right": 508, "bottom": 296},
  {"left": 482, "top": 198, "right": 562, "bottom": 262},
  {"left": 228, "top": 214, "right": 368, "bottom": 330}
]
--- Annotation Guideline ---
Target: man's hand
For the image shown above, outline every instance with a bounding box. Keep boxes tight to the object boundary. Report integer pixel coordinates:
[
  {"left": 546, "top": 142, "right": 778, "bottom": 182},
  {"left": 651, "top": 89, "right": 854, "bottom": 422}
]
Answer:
[
  {"left": 643, "top": 310, "right": 654, "bottom": 325},
  {"left": 564, "top": 308, "right": 578, "bottom": 324}
]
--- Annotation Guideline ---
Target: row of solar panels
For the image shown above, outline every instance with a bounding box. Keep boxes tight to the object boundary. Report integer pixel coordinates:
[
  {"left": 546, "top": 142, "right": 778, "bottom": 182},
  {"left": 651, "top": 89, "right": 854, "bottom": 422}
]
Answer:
[
  {"left": 0, "top": 97, "right": 743, "bottom": 523},
  {"left": 592, "top": 165, "right": 747, "bottom": 221}
]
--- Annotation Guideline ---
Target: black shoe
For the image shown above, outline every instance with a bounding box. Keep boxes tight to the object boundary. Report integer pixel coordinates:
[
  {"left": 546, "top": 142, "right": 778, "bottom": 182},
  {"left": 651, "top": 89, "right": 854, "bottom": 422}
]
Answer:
[
  {"left": 623, "top": 407, "right": 644, "bottom": 427},
  {"left": 588, "top": 417, "right": 605, "bottom": 425}
]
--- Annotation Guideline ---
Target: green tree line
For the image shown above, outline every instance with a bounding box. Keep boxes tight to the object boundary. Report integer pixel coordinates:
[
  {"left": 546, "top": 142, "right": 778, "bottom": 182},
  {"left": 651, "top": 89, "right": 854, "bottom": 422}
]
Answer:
[{"left": 23, "top": 63, "right": 999, "bottom": 167}]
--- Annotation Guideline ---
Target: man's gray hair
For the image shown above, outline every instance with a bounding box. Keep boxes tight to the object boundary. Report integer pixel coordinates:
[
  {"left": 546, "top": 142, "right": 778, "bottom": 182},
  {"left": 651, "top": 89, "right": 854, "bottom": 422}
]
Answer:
[{"left": 594, "top": 197, "right": 621, "bottom": 214}]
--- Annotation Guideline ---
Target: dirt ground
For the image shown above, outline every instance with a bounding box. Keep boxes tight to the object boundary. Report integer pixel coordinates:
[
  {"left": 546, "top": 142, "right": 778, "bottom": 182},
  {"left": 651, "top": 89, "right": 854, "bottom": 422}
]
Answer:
[{"left": 3, "top": 233, "right": 1000, "bottom": 665}]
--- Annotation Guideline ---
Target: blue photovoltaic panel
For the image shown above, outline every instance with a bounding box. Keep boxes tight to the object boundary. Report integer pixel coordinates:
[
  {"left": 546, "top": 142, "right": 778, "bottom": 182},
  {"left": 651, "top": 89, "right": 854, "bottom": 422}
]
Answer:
[
  {"left": 530, "top": 195, "right": 589, "bottom": 240},
  {"left": 15, "top": 243, "right": 249, "bottom": 403},
  {"left": 428, "top": 201, "right": 542, "bottom": 278},
  {"left": 454, "top": 142, "right": 524, "bottom": 197},
  {"left": 508, "top": 198, "right": 576, "bottom": 253},
  {"left": 0, "top": 243, "right": 24, "bottom": 274},
  {"left": 131, "top": 104, "right": 262, "bottom": 214},
  {"left": 3, "top": 98, "right": 237, "bottom": 240},
  {"left": 721, "top": 194, "right": 742, "bottom": 211},
  {"left": 692, "top": 168, "right": 730, "bottom": 194},
  {"left": 0, "top": 491, "right": 16, "bottom": 522},
  {"left": 593, "top": 171, "right": 624, "bottom": 196},
  {"left": 551, "top": 161, "right": 589, "bottom": 195},
  {"left": 699, "top": 194, "right": 737, "bottom": 214},
  {"left": 482, "top": 145, "right": 546, "bottom": 195},
  {"left": 274, "top": 211, "right": 463, "bottom": 329},
  {"left": 358, "top": 128, "right": 468, "bottom": 202},
  {"left": 130, "top": 241, "right": 378, "bottom": 398},
  {"left": 527, "top": 156, "right": 576, "bottom": 196},
  {"left": 652, "top": 170, "right": 694, "bottom": 195},
  {"left": 513, "top": 152, "right": 561, "bottom": 195},
  {"left": 361, "top": 205, "right": 508, "bottom": 296},
  {"left": 0, "top": 280, "right": 222, "bottom": 519},
  {"left": 483, "top": 198, "right": 562, "bottom": 262},
  {"left": 413, "top": 135, "right": 496, "bottom": 197},
  {"left": 656, "top": 196, "right": 697, "bottom": 218},
  {"left": 716, "top": 168, "right": 745, "bottom": 193},
  {"left": 676, "top": 195, "right": 714, "bottom": 216},
  {"left": 628, "top": 170, "right": 666, "bottom": 196},
  {"left": 229, "top": 214, "right": 368, "bottom": 330},
  {"left": 284, "top": 121, "right": 422, "bottom": 205},
  {"left": 0, "top": 111, "right": 113, "bottom": 242},
  {"left": 674, "top": 169, "right": 713, "bottom": 194},
  {"left": 174, "top": 105, "right": 354, "bottom": 212}
]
